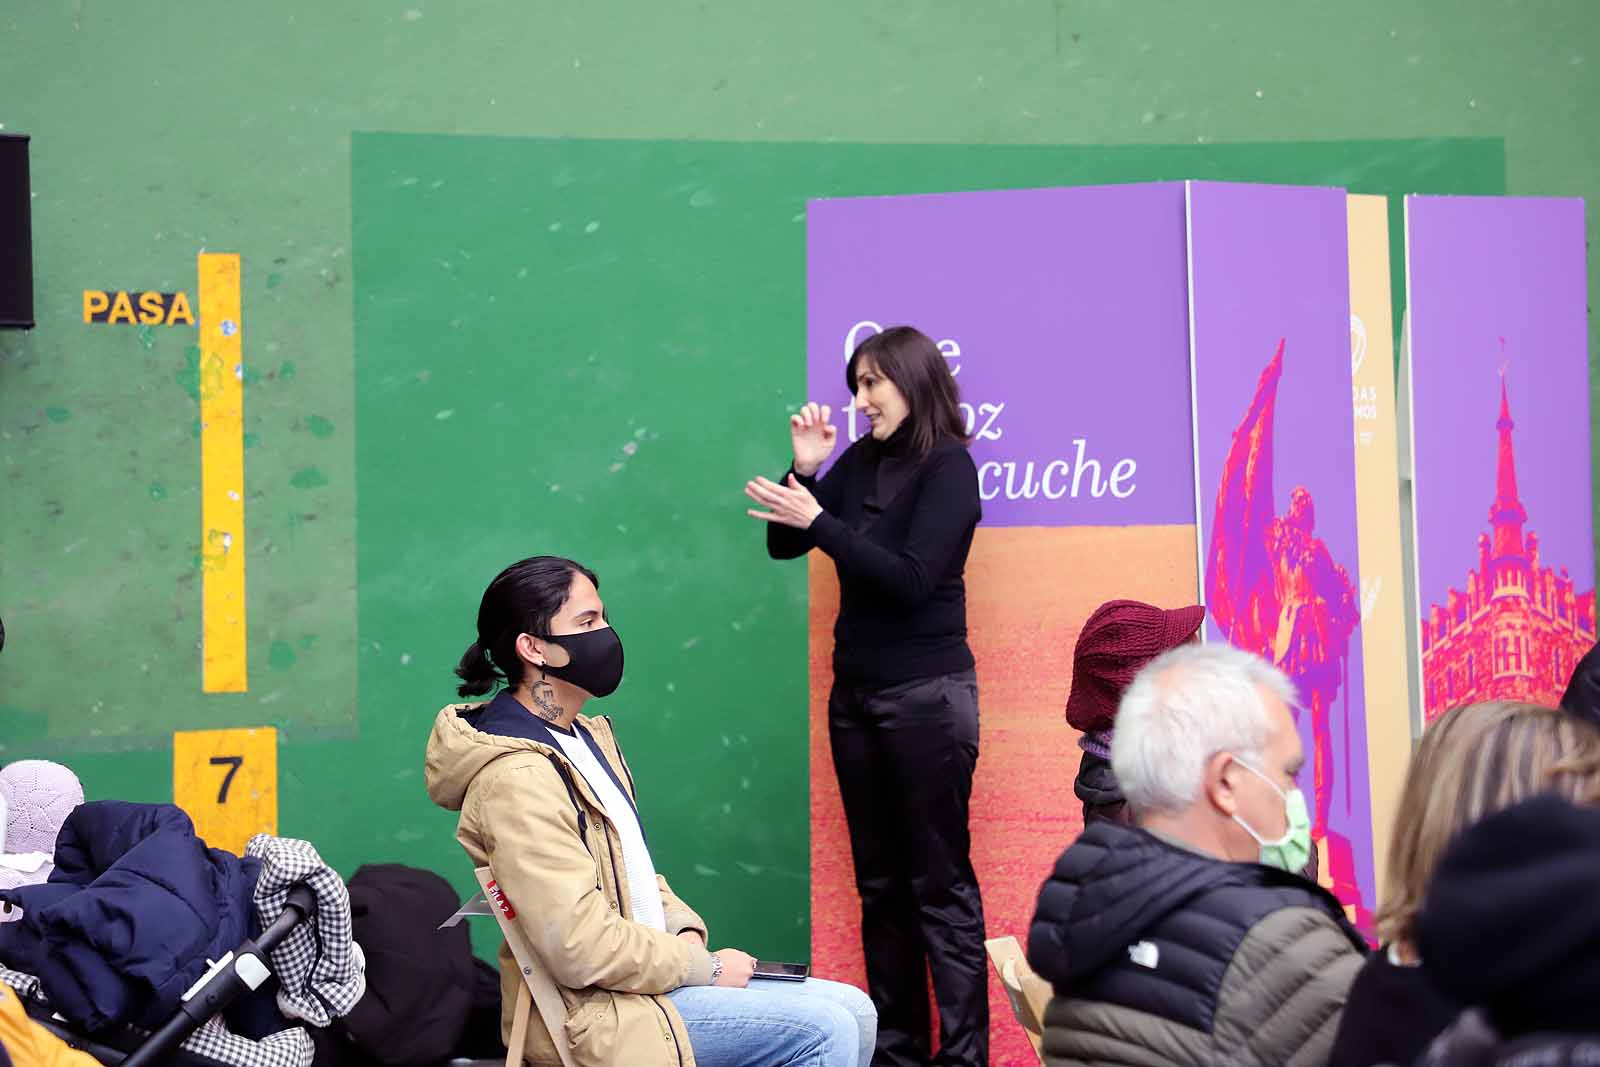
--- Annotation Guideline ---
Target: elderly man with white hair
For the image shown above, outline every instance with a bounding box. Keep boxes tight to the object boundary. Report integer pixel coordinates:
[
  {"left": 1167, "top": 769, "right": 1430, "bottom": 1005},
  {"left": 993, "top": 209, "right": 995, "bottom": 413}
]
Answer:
[{"left": 1027, "top": 642, "right": 1366, "bottom": 1067}]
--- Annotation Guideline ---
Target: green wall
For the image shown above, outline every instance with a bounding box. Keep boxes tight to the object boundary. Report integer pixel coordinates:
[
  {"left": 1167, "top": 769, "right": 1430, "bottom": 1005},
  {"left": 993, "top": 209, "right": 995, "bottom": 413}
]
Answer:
[{"left": 1, "top": 2, "right": 1595, "bottom": 962}]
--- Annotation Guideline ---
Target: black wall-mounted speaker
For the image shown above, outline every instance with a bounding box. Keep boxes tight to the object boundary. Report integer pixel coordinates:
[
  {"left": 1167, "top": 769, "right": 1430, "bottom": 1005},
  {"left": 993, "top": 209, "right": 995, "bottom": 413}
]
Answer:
[{"left": 0, "top": 132, "right": 35, "bottom": 330}]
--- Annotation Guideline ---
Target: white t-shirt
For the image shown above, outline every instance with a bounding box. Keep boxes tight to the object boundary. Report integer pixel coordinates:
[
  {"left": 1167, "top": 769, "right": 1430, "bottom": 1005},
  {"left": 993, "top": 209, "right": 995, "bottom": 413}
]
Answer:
[{"left": 551, "top": 725, "right": 667, "bottom": 932}]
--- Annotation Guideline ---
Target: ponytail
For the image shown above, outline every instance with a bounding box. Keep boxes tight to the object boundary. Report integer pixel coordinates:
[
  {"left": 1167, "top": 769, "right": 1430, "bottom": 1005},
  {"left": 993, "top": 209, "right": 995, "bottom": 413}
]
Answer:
[{"left": 454, "top": 640, "right": 501, "bottom": 697}]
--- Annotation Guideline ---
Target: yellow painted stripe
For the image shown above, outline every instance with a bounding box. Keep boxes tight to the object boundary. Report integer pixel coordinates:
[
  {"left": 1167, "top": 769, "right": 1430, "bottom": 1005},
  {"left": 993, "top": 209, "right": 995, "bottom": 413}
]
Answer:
[{"left": 198, "top": 253, "right": 247, "bottom": 692}]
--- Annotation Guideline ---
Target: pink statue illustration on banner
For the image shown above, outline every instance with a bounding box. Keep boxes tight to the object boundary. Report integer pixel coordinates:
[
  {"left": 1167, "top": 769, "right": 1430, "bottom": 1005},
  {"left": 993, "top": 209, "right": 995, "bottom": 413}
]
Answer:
[
  {"left": 1418, "top": 351, "right": 1596, "bottom": 721},
  {"left": 1207, "top": 338, "right": 1364, "bottom": 915}
]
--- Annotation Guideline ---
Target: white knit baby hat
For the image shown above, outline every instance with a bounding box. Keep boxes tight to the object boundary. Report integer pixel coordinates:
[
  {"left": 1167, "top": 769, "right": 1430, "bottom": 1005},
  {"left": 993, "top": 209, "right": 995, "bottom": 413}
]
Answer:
[{"left": 0, "top": 760, "right": 85, "bottom": 856}]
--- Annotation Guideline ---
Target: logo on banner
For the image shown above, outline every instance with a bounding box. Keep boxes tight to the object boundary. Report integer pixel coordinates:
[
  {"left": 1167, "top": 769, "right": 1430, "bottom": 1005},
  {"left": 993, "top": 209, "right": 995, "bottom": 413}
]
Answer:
[{"left": 1351, "top": 314, "right": 1378, "bottom": 446}]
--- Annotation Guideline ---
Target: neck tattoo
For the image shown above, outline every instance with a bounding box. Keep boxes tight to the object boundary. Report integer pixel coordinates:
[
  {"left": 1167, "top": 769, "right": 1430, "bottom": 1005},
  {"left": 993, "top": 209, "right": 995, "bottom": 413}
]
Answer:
[{"left": 529, "top": 678, "right": 564, "bottom": 723}]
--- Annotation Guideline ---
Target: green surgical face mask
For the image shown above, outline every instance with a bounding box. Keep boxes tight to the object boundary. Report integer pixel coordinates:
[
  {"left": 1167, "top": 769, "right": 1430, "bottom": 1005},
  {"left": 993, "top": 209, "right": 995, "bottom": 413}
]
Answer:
[{"left": 1231, "top": 757, "right": 1313, "bottom": 874}]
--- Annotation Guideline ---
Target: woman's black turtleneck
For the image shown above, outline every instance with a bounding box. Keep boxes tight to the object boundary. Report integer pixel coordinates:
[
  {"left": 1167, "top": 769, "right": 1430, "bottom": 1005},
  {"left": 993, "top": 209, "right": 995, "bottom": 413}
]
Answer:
[{"left": 767, "top": 428, "right": 981, "bottom": 686}]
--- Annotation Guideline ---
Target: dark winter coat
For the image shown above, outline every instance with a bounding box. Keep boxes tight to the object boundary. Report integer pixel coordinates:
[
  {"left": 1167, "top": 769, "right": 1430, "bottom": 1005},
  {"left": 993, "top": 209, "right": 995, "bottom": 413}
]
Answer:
[
  {"left": 1417, "top": 795, "right": 1600, "bottom": 1041},
  {"left": 1027, "top": 819, "right": 1365, "bottom": 1067},
  {"left": 0, "top": 802, "right": 263, "bottom": 1032}
]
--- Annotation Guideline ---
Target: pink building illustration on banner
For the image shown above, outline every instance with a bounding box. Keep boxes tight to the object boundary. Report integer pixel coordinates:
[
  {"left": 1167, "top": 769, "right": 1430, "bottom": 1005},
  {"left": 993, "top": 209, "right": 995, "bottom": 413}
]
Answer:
[{"left": 1419, "top": 362, "right": 1596, "bottom": 721}]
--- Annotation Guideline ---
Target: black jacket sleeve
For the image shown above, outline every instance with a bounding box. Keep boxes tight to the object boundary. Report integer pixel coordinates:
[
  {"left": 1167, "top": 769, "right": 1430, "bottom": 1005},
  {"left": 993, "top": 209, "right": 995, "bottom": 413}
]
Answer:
[{"left": 807, "top": 446, "right": 979, "bottom": 607}]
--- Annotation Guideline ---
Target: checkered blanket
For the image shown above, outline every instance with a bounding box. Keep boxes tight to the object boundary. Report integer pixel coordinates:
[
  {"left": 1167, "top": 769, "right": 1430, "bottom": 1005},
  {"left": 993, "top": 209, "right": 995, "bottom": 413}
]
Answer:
[
  {"left": 0, "top": 965, "right": 37, "bottom": 999},
  {"left": 181, "top": 1015, "right": 315, "bottom": 1067},
  {"left": 245, "top": 834, "right": 366, "bottom": 1026}
]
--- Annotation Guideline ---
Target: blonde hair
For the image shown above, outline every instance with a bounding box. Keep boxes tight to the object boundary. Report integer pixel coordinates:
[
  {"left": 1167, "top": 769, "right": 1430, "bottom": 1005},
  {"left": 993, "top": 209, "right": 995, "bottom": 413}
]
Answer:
[{"left": 1377, "top": 701, "right": 1600, "bottom": 947}]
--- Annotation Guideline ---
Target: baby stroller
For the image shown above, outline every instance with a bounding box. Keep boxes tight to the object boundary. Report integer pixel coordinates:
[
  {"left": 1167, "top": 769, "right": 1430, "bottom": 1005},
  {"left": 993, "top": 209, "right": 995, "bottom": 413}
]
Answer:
[
  {"left": 0, "top": 803, "right": 366, "bottom": 1067},
  {"left": 7, "top": 883, "right": 317, "bottom": 1066}
]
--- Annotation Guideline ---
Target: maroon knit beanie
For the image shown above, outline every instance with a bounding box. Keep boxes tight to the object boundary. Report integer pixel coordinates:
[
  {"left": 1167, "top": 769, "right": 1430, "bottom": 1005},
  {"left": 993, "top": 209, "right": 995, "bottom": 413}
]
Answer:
[{"left": 1065, "top": 599, "right": 1207, "bottom": 734}]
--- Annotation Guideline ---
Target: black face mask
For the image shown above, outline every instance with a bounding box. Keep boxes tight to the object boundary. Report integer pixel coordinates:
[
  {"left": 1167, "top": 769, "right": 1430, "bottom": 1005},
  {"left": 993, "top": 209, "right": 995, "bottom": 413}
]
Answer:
[{"left": 543, "top": 626, "right": 625, "bottom": 698}]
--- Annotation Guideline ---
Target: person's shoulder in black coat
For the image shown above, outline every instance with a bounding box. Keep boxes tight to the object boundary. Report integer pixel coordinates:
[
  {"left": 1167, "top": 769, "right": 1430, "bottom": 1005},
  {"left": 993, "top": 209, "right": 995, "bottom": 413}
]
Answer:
[{"left": 1327, "top": 947, "right": 1460, "bottom": 1067}]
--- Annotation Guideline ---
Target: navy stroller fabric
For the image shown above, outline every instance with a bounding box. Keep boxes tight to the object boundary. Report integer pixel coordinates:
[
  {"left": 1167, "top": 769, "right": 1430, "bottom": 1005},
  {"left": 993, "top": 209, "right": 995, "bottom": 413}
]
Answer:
[{"left": 0, "top": 801, "right": 270, "bottom": 1033}]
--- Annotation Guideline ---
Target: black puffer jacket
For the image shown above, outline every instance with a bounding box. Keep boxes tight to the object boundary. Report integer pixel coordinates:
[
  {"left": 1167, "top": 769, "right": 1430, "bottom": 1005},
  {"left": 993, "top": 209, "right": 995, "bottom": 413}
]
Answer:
[
  {"left": 1073, "top": 753, "right": 1127, "bottom": 824},
  {"left": 1028, "top": 819, "right": 1365, "bottom": 1067}
]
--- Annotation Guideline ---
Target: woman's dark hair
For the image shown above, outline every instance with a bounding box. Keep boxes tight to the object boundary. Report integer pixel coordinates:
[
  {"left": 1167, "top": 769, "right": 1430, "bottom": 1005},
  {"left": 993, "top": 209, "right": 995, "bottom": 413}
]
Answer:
[
  {"left": 454, "top": 556, "right": 599, "bottom": 697},
  {"left": 845, "top": 325, "right": 969, "bottom": 457}
]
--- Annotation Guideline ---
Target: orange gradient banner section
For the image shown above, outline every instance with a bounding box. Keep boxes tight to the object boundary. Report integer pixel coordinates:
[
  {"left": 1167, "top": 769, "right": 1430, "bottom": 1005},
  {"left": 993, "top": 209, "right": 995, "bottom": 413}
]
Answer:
[{"left": 810, "top": 524, "right": 1198, "bottom": 1067}]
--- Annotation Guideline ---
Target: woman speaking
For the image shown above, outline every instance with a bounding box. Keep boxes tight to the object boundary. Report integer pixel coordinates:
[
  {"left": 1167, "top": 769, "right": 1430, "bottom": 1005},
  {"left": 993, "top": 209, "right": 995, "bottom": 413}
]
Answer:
[{"left": 744, "top": 326, "right": 987, "bottom": 1067}]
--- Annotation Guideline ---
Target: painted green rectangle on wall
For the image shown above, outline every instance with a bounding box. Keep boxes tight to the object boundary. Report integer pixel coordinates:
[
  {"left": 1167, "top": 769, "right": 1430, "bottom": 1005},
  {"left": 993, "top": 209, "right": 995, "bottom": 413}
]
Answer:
[{"left": 351, "top": 135, "right": 1502, "bottom": 960}]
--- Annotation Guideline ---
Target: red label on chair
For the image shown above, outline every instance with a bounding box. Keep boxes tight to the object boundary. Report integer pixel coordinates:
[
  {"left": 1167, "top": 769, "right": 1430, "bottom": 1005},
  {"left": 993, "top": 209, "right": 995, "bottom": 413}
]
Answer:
[{"left": 488, "top": 879, "right": 517, "bottom": 920}]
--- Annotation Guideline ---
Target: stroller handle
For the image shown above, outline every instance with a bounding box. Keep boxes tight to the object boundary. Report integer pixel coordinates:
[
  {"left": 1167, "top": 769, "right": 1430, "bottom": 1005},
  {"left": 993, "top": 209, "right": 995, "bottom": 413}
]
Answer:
[
  {"left": 120, "top": 881, "right": 317, "bottom": 1067},
  {"left": 256, "top": 884, "right": 317, "bottom": 954}
]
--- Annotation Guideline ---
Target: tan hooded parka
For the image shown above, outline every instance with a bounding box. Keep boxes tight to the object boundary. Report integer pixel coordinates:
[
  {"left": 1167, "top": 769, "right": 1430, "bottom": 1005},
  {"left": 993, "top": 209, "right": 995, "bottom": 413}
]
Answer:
[{"left": 426, "top": 703, "right": 716, "bottom": 1067}]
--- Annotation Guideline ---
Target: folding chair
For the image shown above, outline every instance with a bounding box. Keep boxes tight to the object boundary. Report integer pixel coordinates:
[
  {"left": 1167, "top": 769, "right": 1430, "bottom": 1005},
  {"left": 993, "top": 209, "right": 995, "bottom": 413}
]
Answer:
[
  {"left": 439, "top": 868, "right": 576, "bottom": 1067},
  {"left": 985, "top": 935, "right": 1052, "bottom": 1065}
]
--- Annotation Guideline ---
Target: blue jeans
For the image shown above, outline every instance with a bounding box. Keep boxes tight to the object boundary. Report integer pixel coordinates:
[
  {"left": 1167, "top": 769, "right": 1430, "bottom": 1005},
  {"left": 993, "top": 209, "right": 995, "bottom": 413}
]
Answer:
[{"left": 669, "top": 977, "right": 877, "bottom": 1067}]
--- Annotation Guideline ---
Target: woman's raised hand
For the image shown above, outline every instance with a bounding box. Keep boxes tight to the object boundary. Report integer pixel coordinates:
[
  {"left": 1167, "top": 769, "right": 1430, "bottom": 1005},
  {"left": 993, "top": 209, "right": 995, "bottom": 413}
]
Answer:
[{"left": 790, "top": 402, "right": 838, "bottom": 477}]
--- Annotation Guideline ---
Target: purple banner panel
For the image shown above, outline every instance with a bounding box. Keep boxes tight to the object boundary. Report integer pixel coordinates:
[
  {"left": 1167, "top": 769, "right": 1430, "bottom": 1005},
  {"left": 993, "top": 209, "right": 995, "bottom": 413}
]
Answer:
[
  {"left": 1187, "top": 181, "right": 1375, "bottom": 923},
  {"left": 1406, "top": 195, "right": 1594, "bottom": 726},
  {"left": 805, "top": 184, "right": 1195, "bottom": 528}
]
